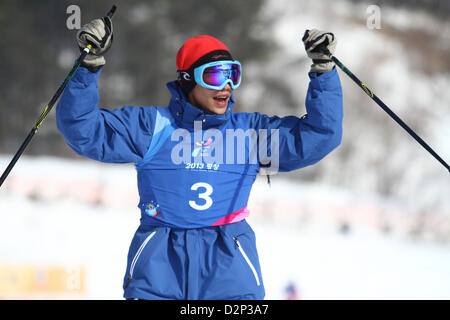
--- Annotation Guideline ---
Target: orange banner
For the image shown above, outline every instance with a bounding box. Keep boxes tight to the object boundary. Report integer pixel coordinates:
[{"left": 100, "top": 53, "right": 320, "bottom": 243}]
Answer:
[{"left": 0, "top": 264, "right": 85, "bottom": 299}]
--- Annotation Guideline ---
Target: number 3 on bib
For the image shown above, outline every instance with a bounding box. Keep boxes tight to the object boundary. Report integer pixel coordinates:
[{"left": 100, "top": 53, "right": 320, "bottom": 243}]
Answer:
[{"left": 189, "top": 182, "right": 213, "bottom": 210}]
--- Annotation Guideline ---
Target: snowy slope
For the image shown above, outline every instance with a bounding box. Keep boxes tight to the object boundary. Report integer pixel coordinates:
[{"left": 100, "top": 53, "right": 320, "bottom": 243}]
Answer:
[
  {"left": 1, "top": 0, "right": 449, "bottom": 300},
  {"left": 1, "top": 156, "right": 449, "bottom": 299},
  {"left": 241, "top": 0, "right": 450, "bottom": 216}
]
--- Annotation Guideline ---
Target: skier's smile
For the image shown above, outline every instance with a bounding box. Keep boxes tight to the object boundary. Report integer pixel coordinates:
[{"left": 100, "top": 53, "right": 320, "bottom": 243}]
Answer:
[{"left": 188, "top": 83, "right": 232, "bottom": 115}]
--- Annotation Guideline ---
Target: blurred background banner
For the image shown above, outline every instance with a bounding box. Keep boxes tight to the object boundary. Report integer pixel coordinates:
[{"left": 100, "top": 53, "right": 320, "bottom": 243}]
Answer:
[
  {"left": 0, "top": 264, "right": 85, "bottom": 299},
  {"left": 0, "top": 0, "right": 449, "bottom": 299}
]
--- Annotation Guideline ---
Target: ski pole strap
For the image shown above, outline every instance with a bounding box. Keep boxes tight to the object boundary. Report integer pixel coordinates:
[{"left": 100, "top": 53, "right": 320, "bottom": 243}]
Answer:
[{"left": 324, "top": 50, "right": 450, "bottom": 173}]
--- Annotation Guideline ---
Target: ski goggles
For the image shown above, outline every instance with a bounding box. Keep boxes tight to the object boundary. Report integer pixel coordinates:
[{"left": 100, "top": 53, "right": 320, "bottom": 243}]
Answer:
[{"left": 193, "top": 60, "right": 242, "bottom": 90}]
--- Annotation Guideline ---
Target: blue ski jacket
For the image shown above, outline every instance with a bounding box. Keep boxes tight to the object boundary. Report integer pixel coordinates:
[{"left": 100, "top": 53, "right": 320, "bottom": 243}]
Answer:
[{"left": 56, "top": 67, "right": 343, "bottom": 229}]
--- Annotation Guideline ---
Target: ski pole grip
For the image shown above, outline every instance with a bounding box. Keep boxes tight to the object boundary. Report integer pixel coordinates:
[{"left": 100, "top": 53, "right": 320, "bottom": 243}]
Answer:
[
  {"left": 105, "top": 5, "right": 117, "bottom": 19},
  {"left": 322, "top": 48, "right": 332, "bottom": 57}
]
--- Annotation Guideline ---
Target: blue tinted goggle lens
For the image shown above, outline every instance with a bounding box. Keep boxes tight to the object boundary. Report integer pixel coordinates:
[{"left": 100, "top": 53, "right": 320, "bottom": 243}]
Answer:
[
  {"left": 202, "top": 64, "right": 241, "bottom": 87},
  {"left": 194, "top": 61, "right": 242, "bottom": 90}
]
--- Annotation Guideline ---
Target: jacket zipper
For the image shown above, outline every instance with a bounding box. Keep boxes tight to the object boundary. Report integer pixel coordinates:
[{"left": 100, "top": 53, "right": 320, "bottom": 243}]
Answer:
[
  {"left": 125, "top": 231, "right": 157, "bottom": 288},
  {"left": 234, "top": 236, "right": 261, "bottom": 286}
]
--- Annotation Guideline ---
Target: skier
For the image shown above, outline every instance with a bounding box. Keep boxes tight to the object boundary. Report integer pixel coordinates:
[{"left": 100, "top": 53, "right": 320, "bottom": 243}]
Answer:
[{"left": 56, "top": 16, "right": 343, "bottom": 299}]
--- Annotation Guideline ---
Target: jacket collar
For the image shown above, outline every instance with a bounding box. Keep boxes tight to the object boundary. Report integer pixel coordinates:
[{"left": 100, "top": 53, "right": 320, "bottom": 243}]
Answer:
[{"left": 166, "top": 81, "right": 234, "bottom": 130}]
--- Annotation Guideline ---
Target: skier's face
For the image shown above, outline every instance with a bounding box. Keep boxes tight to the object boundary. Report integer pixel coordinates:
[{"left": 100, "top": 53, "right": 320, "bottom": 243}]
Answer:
[{"left": 188, "top": 83, "right": 232, "bottom": 115}]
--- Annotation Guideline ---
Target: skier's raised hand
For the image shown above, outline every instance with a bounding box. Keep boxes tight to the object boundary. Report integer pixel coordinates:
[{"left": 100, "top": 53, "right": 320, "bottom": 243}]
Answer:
[
  {"left": 76, "top": 17, "right": 113, "bottom": 71},
  {"left": 302, "top": 29, "right": 337, "bottom": 73}
]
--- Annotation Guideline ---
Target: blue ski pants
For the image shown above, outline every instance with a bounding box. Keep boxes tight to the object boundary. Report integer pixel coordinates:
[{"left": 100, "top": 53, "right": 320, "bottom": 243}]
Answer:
[{"left": 123, "top": 219, "right": 265, "bottom": 300}]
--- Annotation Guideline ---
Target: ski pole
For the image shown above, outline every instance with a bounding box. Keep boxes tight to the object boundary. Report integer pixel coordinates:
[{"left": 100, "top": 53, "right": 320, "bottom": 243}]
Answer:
[
  {"left": 0, "top": 5, "right": 117, "bottom": 188},
  {"left": 322, "top": 48, "right": 450, "bottom": 173}
]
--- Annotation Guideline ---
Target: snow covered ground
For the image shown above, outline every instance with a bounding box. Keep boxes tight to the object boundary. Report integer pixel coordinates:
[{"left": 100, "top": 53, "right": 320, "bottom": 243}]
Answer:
[
  {"left": 1, "top": 0, "right": 449, "bottom": 300},
  {"left": 0, "top": 156, "right": 449, "bottom": 300}
]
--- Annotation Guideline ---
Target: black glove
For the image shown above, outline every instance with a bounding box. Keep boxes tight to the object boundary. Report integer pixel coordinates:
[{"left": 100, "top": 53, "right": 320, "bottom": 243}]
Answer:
[
  {"left": 302, "top": 29, "right": 336, "bottom": 73},
  {"left": 76, "top": 17, "right": 113, "bottom": 71}
]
